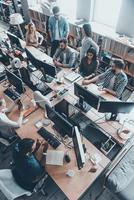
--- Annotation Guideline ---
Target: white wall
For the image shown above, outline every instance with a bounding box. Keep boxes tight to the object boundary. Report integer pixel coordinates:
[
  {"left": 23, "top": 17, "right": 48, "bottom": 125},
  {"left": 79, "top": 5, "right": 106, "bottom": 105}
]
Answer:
[{"left": 116, "top": 0, "right": 134, "bottom": 37}]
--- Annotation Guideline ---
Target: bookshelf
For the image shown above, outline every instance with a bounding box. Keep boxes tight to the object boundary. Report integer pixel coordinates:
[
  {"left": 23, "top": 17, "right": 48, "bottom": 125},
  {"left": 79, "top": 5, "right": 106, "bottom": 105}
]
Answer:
[
  {"left": 0, "top": 0, "right": 13, "bottom": 22},
  {"left": 28, "top": 6, "right": 49, "bottom": 34}
]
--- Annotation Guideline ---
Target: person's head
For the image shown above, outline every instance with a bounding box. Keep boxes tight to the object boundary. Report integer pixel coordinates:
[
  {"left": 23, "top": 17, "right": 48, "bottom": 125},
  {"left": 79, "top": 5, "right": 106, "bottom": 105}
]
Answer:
[
  {"left": 59, "top": 38, "right": 68, "bottom": 50},
  {"left": 18, "top": 138, "right": 36, "bottom": 156},
  {"left": 27, "top": 22, "right": 36, "bottom": 34},
  {"left": 86, "top": 47, "right": 97, "bottom": 61},
  {"left": 112, "top": 59, "right": 125, "bottom": 74},
  {"left": 82, "top": 24, "right": 92, "bottom": 37},
  {"left": 52, "top": 6, "right": 60, "bottom": 20},
  {"left": 0, "top": 98, "right": 6, "bottom": 112}
]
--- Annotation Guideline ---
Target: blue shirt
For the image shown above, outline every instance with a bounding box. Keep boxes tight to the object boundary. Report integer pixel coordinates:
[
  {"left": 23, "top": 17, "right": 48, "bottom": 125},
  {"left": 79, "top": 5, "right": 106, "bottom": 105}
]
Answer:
[
  {"left": 12, "top": 144, "right": 44, "bottom": 191},
  {"left": 48, "top": 16, "right": 69, "bottom": 42}
]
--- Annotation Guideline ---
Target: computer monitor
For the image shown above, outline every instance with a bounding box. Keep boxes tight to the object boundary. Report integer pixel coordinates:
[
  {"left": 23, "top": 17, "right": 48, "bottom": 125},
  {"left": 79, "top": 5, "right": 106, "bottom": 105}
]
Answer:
[
  {"left": 98, "top": 100, "right": 134, "bottom": 114},
  {"left": 72, "top": 126, "right": 85, "bottom": 170},
  {"left": 36, "top": 59, "right": 57, "bottom": 82},
  {"left": 55, "top": 99, "right": 77, "bottom": 118},
  {"left": 74, "top": 82, "right": 100, "bottom": 113},
  {"left": 6, "top": 69, "right": 24, "bottom": 94},
  {"left": 0, "top": 49, "right": 10, "bottom": 66},
  {"left": 7, "top": 32, "right": 23, "bottom": 52},
  {"left": 45, "top": 104, "right": 74, "bottom": 138},
  {"left": 25, "top": 48, "right": 38, "bottom": 67}
]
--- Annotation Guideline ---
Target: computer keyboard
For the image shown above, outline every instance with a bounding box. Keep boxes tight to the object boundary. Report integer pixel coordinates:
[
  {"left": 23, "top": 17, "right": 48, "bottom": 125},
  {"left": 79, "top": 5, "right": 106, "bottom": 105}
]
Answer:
[
  {"left": 42, "top": 85, "right": 52, "bottom": 96},
  {"left": 70, "top": 112, "right": 91, "bottom": 130},
  {"left": 36, "top": 83, "right": 52, "bottom": 96},
  {"left": 37, "top": 127, "right": 61, "bottom": 149},
  {"left": 4, "top": 88, "right": 19, "bottom": 100}
]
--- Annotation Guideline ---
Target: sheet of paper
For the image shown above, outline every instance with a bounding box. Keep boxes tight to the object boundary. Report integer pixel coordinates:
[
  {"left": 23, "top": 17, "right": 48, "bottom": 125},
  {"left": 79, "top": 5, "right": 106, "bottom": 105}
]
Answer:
[{"left": 46, "top": 150, "right": 64, "bottom": 166}]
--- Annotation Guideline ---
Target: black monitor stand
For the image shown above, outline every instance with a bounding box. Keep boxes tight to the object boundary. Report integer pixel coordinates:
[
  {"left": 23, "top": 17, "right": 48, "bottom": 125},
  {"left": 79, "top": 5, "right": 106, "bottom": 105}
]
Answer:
[
  {"left": 75, "top": 96, "right": 91, "bottom": 113},
  {"left": 40, "top": 68, "right": 53, "bottom": 83}
]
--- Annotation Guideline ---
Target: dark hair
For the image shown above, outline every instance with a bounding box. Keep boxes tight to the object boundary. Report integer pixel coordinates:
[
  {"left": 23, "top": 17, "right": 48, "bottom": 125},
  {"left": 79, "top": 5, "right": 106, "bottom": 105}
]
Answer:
[
  {"left": 83, "top": 24, "right": 92, "bottom": 37},
  {"left": 87, "top": 47, "right": 97, "bottom": 61},
  {"left": 59, "top": 38, "right": 68, "bottom": 45},
  {"left": 52, "top": 6, "right": 60, "bottom": 15},
  {"left": 18, "top": 138, "right": 35, "bottom": 156},
  {"left": 113, "top": 59, "right": 125, "bottom": 69}
]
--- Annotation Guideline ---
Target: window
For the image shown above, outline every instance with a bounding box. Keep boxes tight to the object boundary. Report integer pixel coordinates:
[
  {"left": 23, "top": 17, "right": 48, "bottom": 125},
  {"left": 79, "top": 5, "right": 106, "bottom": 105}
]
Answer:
[
  {"left": 93, "top": 0, "right": 122, "bottom": 28},
  {"left": 58, "top": 0, "right": 77, "bottom": 20}
]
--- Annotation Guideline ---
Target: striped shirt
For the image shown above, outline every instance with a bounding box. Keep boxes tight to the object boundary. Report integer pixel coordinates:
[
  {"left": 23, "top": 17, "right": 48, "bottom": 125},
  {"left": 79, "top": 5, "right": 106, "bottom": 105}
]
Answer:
[{"left": 98, "top": 68, "right": 128, "bottom": 98}]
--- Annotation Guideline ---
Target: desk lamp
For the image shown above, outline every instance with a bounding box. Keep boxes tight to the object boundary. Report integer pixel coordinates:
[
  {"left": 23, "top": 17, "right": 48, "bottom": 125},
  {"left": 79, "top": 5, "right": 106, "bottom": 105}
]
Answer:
[{"left": 9, "top": 13, "right": 24, "bottom": 40}]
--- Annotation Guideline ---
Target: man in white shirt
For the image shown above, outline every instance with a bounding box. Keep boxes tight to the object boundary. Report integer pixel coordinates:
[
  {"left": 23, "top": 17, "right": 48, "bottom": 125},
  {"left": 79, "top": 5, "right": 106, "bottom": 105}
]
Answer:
[
  {"left": 48, "top": 6, "right": 69, "bottom": 57},
  {"left": 0, "top": 98, "right": 24, "bottom": 140}
]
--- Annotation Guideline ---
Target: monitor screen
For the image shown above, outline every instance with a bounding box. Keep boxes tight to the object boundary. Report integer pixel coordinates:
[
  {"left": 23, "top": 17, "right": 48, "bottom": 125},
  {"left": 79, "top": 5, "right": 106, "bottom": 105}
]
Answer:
[
  {"left": 55, "top": 99, "right": 76, "bottom": 118},
  {"left": 74, "top": 83, "right": 99, "bottom": 110},
  {"left": 45, "top": 104, "right": 74, "bottom": 138},
  {"left": 25, "top": 48, "right": 38, "bottom": 67},
  {"left": 72, "top": 126, "right": 85, "bottom": 170},
  {"left": 6, "top": 69, "right": 24, "bottom": 94},
  {"left": 36, "top": 59, "right": 57, "bottom": 78},
  {"left": 98, "top": 100, "right": 134, "bottom": 114},
  {"left": 7, "top": 32, "right": 22, "bottom": 50}
]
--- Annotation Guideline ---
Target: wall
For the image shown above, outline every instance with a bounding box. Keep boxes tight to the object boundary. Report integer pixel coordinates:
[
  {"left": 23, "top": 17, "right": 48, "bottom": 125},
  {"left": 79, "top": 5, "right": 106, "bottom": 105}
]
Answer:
[
  {"left": 76, "top": 0, "right": 94, "bottom": 21},
  {"left": 116, "top": 0, "right": 134, "bottom": 38}
]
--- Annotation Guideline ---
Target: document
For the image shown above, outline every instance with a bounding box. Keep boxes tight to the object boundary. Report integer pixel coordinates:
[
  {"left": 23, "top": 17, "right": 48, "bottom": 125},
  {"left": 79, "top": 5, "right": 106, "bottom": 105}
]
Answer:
[{"left": 46, "top": 150, "right": 64, "bottom": 166}]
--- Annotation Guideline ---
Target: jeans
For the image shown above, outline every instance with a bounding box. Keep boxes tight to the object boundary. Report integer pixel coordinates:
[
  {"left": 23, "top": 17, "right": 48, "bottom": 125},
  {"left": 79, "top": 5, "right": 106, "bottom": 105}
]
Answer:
[{"left": 50, "top": 40, "right": 59, "bottom": 57}]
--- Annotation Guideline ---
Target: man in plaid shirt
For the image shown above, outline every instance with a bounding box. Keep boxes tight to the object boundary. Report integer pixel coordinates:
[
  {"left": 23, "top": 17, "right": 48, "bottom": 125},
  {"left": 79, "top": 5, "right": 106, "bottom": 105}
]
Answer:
[{"left": 82, "top": 58, "right": 128, "bottom": 98}]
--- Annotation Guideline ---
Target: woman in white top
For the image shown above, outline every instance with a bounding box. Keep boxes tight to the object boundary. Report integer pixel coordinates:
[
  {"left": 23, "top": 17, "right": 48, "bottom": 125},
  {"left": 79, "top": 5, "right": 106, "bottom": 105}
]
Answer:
[
  {"left": 26, "top": 22, "right": 44, "bottom": 47},
  {"left": 79, "top": 24, "right": 99, "bottom": 61},
  {"left": 0, "top": 98, "right": 24, "bottom": 140}
]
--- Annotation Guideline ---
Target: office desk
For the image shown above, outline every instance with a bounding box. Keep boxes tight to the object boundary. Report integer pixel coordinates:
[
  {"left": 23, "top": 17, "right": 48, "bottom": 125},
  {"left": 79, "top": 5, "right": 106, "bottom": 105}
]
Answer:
[
  {"left": 0, "top": 83, "right": 110, "bottom": 200},
  {"left": 8, "top": 105, "right": 110, "bottom": 200},
  {"left": 67, "top": 83, "right": 126, "bottom": 145}
]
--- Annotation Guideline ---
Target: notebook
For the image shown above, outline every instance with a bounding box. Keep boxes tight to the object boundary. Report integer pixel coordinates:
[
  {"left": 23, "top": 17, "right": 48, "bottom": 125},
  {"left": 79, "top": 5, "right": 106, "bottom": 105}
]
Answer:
[
  {"left": 46, "top": 150, "right": 64, "bottom": 166},
  {"left": 64, "top": 71, "right": 81, "bottom": 82}
]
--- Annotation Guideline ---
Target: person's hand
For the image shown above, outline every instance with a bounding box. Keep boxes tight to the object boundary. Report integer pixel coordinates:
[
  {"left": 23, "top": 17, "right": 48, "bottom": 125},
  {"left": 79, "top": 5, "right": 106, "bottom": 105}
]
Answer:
[
  {"left": 42, "top": 142, "right": 49, "bottom": 154},
  {"left": 82, "top": 79, "right": 91, "bottom": 85}
]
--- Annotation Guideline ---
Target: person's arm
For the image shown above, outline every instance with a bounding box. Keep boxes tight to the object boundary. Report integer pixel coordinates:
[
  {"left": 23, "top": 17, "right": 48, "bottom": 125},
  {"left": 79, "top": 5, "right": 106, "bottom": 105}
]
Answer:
[
  {"left": 63, "top": 18, "right": 69, "bottom": 38},
  {"left": 53, "top": 48, "right": 61, "bottom": 60},
  {"left": 2, "top": 112, "right": 24, "bottom": 128},
  {"left": 82, "top": 75, "right": 100, "bottom": 85},
  {"left": 89, "top": 39, "right": 99, "bottom": 55},
  {"left": 101, "top": 88, "right": 116, "bottom": 96}
]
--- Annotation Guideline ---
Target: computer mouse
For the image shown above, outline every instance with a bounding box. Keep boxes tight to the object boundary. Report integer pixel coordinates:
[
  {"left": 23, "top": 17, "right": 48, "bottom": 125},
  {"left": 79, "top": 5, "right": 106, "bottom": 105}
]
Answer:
[{"left": 64, "top": 154, "right": 71, "bottom": 163}]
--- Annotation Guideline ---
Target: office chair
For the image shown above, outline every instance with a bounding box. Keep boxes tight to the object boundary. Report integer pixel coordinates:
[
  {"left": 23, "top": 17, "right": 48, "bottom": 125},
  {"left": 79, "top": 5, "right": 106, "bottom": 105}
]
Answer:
[{"left": 33, "top": 90, "right": 52, "bottom": 109}]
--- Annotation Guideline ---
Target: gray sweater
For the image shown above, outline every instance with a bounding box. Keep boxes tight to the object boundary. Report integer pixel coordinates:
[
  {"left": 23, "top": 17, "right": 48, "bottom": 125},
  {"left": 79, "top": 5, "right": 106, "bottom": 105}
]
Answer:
[
  {"left": 53, "top": 47, "right": 76, "bottom": 68},
  {"left": 80, "top": 37, "right": 99, "bottom": 61}
]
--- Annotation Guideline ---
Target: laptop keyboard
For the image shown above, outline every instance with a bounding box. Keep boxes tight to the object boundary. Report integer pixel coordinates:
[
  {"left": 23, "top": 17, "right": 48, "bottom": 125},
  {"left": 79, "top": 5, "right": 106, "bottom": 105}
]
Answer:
[{"left": 4, "top": 88, "right": 20, "bottom": 100}]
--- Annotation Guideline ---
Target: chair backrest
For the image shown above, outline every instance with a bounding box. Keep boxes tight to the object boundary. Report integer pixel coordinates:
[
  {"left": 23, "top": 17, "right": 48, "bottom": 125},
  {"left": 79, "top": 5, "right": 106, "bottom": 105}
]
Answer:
[{"left": 0, "top": 169, "right": 31, "bottom": 200}]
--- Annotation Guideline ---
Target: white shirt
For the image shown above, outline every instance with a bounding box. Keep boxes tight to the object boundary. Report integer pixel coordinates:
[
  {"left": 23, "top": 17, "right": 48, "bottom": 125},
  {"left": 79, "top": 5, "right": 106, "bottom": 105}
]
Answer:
[
  {"left": 55, "top": 20, "right": 60, "bottom": 40},
  {"left": 108, "top": 75, "right": 116, "bottom": 90},
  {"left": 0, "top": 111, "right": 22, "bottom": 137}
]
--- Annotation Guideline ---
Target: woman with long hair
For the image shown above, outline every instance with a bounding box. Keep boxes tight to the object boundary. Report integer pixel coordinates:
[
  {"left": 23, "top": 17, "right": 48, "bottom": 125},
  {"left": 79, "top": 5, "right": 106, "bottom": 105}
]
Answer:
[
  {"left": 26, "top": 22, "right": 43, "bottom": 47},
  {"left": 79, "top": 47, "right": 98, "bottom": 77},
  {"left": 79, "top": 23, "right": 99, "bottom": 61}
]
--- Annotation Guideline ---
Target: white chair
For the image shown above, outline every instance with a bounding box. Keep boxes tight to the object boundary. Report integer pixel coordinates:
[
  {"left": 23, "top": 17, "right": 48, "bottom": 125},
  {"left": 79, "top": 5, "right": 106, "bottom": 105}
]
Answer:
[
  {"left": 0, "top": 169, "right": 32, "bottom": 200},
  {"left": 33, "top": 90, "right": 52, "bottom": 109}
]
